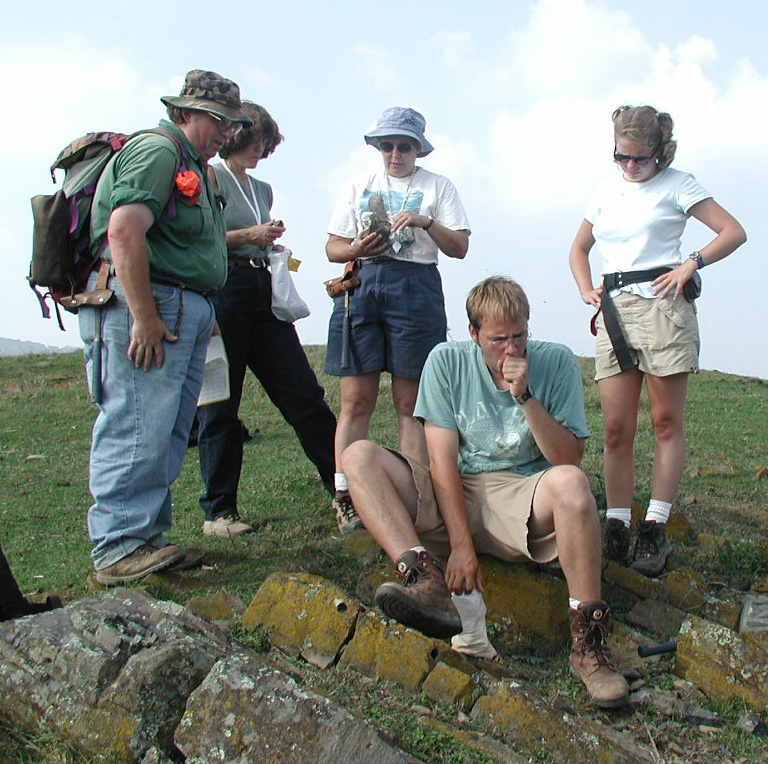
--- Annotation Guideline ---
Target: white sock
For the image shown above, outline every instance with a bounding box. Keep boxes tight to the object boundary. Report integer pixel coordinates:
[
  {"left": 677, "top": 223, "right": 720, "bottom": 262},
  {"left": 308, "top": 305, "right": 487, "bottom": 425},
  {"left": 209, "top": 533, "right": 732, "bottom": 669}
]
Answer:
[
  {"left": 645, "top": 499, "right": 671, "bottom": 525},
  {"left": 569, "top": 597, "right": 581, "bottom": 611},
  {"left": 450, "top": 590, "right": 498, "bottom": 660},
  {"left": 409, "top": 546, "right": 427, "bottom": 554},
  {"left": 606, "top": 508, "right": 631, "bottom": 528},
  {"left": 334, "top": 473, "right": 348, "bottom": 493}
]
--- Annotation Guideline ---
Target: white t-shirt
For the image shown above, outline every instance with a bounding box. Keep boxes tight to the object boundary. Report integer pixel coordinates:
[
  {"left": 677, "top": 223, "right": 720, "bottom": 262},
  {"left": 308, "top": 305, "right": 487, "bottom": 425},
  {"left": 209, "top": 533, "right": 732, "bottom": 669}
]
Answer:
[
  {"left": 585, "top": 167, "right": 710, "bottom": 298},
  {"left": 327, "top": 167, "right": 470, "bottom": 265}
]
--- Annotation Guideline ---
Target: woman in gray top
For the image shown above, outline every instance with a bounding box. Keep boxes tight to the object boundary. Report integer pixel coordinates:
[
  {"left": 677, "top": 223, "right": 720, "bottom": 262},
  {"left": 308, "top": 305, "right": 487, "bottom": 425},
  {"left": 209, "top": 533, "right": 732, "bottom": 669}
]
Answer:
[{"left": 196, "top": 102, "right": 336, "bottom": 537}]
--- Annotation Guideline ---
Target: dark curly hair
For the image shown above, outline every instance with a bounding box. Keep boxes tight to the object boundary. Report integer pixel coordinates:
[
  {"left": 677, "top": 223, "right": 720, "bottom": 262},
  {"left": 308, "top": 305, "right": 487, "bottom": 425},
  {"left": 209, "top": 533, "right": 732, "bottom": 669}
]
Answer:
[
  {"left": 219, "top": 101, "right": 284, "bottom": 159},
  {"left": 612, "top": 105, "right": 676, "bottom": 170}
]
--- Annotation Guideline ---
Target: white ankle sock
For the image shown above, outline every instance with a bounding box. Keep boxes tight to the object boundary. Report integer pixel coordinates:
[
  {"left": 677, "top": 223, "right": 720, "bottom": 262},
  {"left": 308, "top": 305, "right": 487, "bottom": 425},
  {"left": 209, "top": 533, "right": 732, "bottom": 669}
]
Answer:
[
  {"left": 409, "top": 545, "right": 427, "bottom": 554},
  {"left": 450, "top": 590, "right": 497, "bottom": 660},
  {"left": 645, "top": 499, "right": 671, "bottom": 525},
  {"left": 334, "top": 473, "right": 348, "bottom": 492},
  {"left": 569, "top": 597, "right": 581, "bottom": 610},
  {"left": 606, "top": 508, "right": 631, "bottom": 528}
]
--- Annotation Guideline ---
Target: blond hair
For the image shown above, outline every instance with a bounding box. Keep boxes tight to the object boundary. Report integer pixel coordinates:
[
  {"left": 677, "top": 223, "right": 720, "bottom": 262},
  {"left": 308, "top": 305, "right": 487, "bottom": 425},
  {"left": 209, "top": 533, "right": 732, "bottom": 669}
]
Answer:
[
  {"left": 613, "top": 105, "right": 676, "bottom": 170},
  {"left": 466, "top": 276, "right": 530, "bottom": 330}
]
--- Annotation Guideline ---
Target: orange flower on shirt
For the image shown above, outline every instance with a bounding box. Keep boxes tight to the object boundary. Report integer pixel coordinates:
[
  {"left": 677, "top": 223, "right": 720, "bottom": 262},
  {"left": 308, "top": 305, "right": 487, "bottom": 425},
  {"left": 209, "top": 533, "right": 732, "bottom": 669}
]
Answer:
[{"left": 175, "top": 170, "right": 202, "bottom": 205}]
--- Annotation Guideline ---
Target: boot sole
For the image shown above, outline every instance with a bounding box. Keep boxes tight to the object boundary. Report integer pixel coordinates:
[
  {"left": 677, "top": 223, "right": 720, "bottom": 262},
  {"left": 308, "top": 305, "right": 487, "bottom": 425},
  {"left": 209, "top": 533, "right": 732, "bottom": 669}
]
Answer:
[
  {"left": 95, "top": 551, "right": 186, "bottom": 586},
  {"left": 375, "top": 585, "right": 462, "bottom": 639}
]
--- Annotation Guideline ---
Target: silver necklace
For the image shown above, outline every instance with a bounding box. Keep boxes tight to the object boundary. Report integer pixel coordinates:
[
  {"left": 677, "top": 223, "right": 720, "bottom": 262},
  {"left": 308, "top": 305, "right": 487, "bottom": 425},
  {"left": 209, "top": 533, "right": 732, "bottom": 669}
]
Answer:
[{"left": 384, "top": 167, "right": 418, "bottom": 218}]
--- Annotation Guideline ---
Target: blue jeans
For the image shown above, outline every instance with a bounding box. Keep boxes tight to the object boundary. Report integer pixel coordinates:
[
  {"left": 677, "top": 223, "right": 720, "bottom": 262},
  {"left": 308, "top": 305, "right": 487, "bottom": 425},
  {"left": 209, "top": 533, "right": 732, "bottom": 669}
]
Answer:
[
  {"left": 79, "top": 276, "right": 215, "bottom": 569},
  {"left": 197, "top": 266, "right": 336, "bottom": 520}
]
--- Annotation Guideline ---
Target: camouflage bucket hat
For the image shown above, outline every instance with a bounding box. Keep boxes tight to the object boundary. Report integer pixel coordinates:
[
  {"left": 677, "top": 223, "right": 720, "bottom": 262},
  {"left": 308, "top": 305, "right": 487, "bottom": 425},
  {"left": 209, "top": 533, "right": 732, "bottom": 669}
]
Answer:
[{"left": 161, "top": 70, "right": 253, "bottom": 126}]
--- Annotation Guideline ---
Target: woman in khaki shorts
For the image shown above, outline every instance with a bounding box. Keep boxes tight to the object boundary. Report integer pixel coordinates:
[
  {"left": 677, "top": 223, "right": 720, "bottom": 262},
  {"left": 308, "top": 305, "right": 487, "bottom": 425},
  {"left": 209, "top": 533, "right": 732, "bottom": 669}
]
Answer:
[{"left": 569, "top": 104, "right": 746, "bottom": 577}]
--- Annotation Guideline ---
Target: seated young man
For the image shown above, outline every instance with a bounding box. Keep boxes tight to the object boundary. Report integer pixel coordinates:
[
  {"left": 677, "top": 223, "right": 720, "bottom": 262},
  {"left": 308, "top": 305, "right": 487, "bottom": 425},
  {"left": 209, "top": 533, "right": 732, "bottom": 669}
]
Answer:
[{"left": 343, "top": 276, "right": 628, "bottom": 709}]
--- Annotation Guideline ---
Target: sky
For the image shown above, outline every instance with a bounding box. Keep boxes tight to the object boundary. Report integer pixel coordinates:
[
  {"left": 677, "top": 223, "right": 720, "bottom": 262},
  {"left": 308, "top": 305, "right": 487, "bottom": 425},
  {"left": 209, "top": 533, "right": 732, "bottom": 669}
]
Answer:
[{"left": 2, "top": 0, "right": 766, "bottom": 379}]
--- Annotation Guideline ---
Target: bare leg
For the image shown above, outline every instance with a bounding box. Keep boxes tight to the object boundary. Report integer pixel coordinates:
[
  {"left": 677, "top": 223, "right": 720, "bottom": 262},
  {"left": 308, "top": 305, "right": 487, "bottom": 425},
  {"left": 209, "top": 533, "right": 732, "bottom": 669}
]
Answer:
[
  {"left": 598, "top": 371, "right": 643, "bottom": 508},
  {"left": 341, "top": 440, "right": 420, "bottom": 561},
  {"left": 392, "top": 375, "right": 428, "bottom": 464},
  {"left": 645, "top": 372, "right": 689, "bottom": 503},
  {"left": 334, "top": 372, "right": 381, "bottom": 470},
  {"left": 528, "top": 465, "right": 602, "bottom": 602}
]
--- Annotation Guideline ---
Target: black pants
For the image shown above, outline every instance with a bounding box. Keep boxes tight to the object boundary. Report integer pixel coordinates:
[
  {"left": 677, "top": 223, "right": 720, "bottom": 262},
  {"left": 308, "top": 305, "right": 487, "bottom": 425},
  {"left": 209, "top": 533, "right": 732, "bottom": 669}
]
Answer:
[{"left": 197, "top": 266, "right": 336, "bottom": 520}]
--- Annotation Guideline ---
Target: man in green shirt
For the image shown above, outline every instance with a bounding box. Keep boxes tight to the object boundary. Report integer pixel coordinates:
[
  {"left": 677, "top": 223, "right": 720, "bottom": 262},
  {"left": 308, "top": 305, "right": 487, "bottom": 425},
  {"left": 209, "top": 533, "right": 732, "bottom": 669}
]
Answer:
[
  {"left": 343, "top": 276, "right": 629, "bottom": 709},
  {"left": 80, "top": 70, "right": 252, "bottom": 586}
]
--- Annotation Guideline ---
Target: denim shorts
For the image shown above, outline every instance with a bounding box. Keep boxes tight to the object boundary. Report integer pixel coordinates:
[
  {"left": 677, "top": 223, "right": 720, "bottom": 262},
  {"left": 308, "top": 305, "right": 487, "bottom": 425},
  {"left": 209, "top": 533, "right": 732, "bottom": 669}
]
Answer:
[{"left": 324, "top": 260, "right": 447, "bottom": 378}]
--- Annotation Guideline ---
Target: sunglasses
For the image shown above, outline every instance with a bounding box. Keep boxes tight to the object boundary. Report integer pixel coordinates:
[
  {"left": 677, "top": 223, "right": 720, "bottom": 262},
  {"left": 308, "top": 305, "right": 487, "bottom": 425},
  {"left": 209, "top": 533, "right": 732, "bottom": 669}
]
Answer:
[
  {"left": 206, "top": 111, "right": 243, "bottom": 136},
  {"left": 379, "top": 141, "right": 415, "bottom": 154},
  {"left": 613, "top": 150, "right": 655, "bottom": 166}
]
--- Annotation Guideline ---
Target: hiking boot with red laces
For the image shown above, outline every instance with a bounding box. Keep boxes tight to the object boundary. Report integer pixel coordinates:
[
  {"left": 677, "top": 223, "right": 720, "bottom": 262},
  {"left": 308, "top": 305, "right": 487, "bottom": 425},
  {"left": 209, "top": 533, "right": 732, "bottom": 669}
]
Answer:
[
  {"left": 570, "top": 600, "right": 629, "bottom": 708},
  {"left": 374, "top": 550, "right": 462, "bottom": 639},
  {"left": 603, "top": 518, "right": 631, "bottom": 565},
  {"left": 630, "top": 520, "right": 672, "bottom": 577}
]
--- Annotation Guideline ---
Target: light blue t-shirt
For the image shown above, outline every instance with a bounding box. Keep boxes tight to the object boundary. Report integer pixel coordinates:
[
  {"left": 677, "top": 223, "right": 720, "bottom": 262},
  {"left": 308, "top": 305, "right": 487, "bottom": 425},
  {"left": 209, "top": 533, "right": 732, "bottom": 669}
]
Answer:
[{"left": 414, "top": 340, "right": 590, "bottom": 475}]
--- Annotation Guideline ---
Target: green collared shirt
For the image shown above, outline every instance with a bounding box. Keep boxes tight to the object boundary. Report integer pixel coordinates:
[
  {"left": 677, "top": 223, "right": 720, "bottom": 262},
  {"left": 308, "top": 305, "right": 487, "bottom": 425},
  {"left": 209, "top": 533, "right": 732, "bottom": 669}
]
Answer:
[{"left": 90, "top": 120, "right": 227, "bottom": 292}]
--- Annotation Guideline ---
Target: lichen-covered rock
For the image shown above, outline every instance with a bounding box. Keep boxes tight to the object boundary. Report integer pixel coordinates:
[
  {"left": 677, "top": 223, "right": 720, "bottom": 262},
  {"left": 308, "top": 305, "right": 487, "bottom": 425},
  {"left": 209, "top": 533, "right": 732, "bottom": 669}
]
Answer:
[
  {"left": 676, "top": 615, "right": 768, "bottom": 712},
  {"left": 663, "top": 568, "right": 709, "bottom": 612},
  {"left": 242, "top": 572, "right": 361, "bottom": 668},
  {"left": 602, "top": 560, "right": 662, "bottom": 601},
  {"left": 471, "top": 680, "right": 655, "bottom": 763},
  {"left": 175, "top": 652, "right": 422, "bottom": 764},
  {"left": 185, "top": 591, "right": 246, "bottom": 629},
  {"left": 0, "top": 589, "right": 230, "bottom": 763},
  {"left": 339, "top": 609, "right": 440, "bottom": 690},
  {"left": 422, "top": 661, "right": 476, "bottom": 709},
  {"left": 626, "top": 598, "right": 686, "bottom": 635},
  {"left": 480, "top": 557, "right": 569, "bottom": 653}
]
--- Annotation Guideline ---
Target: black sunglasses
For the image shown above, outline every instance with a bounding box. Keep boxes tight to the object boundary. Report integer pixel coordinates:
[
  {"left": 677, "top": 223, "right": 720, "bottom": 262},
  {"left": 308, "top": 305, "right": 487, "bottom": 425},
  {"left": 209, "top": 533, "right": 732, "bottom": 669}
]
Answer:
[
  {"left": 613, "top": 150, "right": 655, "bottom": 166},
  {"left": 379, "top": 141, "right": 415, "bottom": 154}
]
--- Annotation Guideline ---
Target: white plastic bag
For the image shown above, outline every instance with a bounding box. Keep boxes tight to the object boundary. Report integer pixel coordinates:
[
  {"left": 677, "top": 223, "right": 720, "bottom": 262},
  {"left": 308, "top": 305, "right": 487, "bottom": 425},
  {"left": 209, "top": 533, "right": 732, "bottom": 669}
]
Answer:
[{"left": 268, "top": 248, "right": 310, "bottom": 323}]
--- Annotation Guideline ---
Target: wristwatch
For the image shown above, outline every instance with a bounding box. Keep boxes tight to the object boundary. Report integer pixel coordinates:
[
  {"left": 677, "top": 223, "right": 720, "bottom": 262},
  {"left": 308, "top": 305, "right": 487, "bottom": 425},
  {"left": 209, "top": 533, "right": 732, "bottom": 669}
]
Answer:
[
  {"left": 689, "top": 251, "right": 705, "bottom": 269},
  {"left": 423, "top": 216, "right": 434, "bottom": 230},
  {"left": 513, "top": 386, "right": 533, "bottom": 405}
]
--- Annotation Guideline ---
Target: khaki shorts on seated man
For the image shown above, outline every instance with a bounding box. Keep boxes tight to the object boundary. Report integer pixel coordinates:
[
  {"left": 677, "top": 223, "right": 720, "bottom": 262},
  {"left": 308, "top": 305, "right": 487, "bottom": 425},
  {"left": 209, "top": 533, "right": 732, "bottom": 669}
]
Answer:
[{"left": 343, "top": 276, "right": 628, "bottom": 709}]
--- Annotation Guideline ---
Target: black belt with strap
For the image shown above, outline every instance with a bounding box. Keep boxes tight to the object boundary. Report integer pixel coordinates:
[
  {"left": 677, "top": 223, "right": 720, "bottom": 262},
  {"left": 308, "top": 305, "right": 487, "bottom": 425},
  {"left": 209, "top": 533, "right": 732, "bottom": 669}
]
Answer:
[
  {"left": 599, "top": 267, "right": 671, "bottom": 373},
  {"left": 228, "top": 256, "right": 268, "bottom": 269}
]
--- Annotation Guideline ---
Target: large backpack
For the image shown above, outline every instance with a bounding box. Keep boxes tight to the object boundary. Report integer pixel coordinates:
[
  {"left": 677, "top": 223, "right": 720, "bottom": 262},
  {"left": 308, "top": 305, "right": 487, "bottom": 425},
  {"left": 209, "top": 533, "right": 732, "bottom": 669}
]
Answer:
[{"left": 29, "top": 129, "right": 189, "bottom": 328}]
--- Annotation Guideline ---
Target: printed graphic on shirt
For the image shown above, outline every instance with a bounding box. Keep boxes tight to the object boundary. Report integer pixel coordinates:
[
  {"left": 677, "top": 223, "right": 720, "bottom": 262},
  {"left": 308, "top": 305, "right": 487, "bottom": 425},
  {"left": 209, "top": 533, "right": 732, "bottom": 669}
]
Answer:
[
  {"left": 360, "top": 188, "right": 424, "bottom": 257},
  {"left": 454, "top": 399, "right": 539, "bottom": 472}
]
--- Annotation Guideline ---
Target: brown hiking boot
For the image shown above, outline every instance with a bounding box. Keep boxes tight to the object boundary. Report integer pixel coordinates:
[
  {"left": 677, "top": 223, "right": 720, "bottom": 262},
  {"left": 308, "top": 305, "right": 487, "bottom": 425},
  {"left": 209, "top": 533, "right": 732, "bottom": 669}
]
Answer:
[
  {"left": 95, "top": 544, "right": 186, "bottom": 586},
  {"left": 570, "top": 600, "right": 629, "bottom": 708},
  {"left": 374, "top": 550, "right": 463, "bottom": 639}
]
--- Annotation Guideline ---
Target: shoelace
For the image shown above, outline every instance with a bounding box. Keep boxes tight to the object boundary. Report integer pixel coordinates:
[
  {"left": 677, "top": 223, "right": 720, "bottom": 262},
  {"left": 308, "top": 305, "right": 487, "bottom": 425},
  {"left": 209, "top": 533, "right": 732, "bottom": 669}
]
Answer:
[
  {"left": 635, "top": 531, "right": 658, "bottom": 559},
  {"left": 337, "top": 495, "right": 358, "bottom": 522},
  {"left": 579, "top": 621, "right": 613, "bottom": 667}
]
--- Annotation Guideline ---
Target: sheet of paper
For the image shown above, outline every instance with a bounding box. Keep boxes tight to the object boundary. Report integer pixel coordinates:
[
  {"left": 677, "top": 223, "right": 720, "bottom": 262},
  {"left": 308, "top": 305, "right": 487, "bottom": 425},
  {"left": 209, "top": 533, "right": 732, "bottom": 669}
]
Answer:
[{"left": 198, "top": 334, "right": 230, "bottom": 405}]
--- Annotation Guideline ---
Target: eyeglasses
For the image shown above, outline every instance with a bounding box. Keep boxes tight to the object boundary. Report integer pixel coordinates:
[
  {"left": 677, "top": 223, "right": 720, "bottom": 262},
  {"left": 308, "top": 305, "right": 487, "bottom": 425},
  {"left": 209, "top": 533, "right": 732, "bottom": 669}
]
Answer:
[
  {"left": 379, "top": 141, "right": 415, "bottom": 154},
  {"left": 205, "top": 111, "right": 243, "bottom": 136},
  {"left": 487, "top": 330, "right": 529, "bottom": 348},
  {"left": 613, "top": 150, "right": 654, "bottom": 166}
]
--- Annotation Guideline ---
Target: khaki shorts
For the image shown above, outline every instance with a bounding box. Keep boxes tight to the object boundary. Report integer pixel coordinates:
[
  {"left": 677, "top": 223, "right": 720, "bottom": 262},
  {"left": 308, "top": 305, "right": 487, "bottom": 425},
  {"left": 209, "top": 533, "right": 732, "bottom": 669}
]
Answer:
[
  {"left": 595, "top": 291, "right": 700, "bottom": 380},
  {"left": 393, "top": 451, "right": 558, "bottom": 564}
]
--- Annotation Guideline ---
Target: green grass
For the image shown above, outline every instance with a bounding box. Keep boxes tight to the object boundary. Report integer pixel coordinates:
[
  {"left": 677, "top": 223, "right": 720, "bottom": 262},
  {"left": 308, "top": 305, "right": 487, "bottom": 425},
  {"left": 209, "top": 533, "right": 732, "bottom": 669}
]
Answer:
[{"left": 1, "top": 349, "right": 768, "bottom": 763}]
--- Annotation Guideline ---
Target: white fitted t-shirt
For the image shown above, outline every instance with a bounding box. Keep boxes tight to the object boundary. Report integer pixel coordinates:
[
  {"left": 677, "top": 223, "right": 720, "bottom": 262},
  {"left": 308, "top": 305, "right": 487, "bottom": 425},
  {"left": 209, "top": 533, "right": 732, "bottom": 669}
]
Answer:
[{"left": 585, "top": 167, "right": 710, "bottom": 298}]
